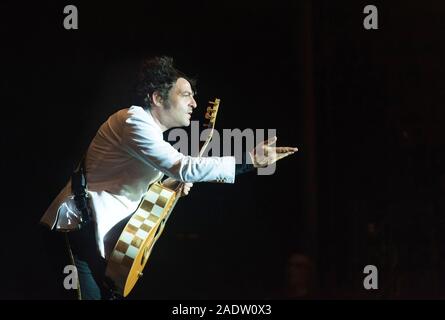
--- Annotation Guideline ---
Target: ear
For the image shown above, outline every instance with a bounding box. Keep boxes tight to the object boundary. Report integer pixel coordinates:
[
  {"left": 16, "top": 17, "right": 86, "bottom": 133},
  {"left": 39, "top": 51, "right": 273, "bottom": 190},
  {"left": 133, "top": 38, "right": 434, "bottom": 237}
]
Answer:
[{"left": 151, "top": 91, "right": 164, "bottom": 108}]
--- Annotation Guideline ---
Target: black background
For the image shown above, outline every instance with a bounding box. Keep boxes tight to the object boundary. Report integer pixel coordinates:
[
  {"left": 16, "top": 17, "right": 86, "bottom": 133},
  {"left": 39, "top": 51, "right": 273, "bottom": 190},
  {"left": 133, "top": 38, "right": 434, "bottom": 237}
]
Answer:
[{"left": 1, "top": 0, "right": 445, "bottom": 300}]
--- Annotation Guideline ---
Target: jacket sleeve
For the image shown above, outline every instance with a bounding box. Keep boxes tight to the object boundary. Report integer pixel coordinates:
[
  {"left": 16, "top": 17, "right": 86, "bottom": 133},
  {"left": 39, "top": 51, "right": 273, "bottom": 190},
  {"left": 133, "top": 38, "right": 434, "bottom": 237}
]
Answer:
[{"left": 121, "top": 109, "right": 236, "bottom": 183}]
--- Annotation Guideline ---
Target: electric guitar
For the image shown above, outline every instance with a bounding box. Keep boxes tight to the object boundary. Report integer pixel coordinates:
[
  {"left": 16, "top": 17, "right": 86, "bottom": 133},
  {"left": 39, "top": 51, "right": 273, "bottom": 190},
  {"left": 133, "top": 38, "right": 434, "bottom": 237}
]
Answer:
[{"left": 105, "top": 98, "right": 220, "bottom": 297}]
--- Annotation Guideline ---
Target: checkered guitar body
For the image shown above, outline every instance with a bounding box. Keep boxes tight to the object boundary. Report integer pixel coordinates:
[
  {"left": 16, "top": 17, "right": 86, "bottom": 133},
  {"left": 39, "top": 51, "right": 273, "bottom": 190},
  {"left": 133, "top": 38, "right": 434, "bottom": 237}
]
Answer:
[
  {"left": 105, "top": 183, "right": 177, "bottom": 297},
  {"left": 105, "top": 98, "right": 220, "bottom": 297}
]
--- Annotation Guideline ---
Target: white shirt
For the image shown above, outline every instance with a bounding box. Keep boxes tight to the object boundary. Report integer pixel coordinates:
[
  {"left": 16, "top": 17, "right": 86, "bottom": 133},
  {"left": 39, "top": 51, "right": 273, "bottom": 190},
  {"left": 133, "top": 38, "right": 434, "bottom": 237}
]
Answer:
[{"left": 40, "top": 106, "right": 236, "bottom": 258}]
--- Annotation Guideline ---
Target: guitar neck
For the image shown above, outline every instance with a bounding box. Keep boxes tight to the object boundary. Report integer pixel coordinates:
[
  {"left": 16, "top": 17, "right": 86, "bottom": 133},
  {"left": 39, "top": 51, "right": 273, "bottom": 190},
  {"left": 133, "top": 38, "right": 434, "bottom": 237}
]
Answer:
[{"left": 168, "top": 98, "right": 220, "bottom": 211}]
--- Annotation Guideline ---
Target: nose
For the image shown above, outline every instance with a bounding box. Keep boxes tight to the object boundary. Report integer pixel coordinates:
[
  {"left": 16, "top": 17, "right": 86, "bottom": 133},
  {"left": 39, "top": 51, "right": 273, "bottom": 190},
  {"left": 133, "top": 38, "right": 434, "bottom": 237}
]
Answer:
[{"left": 190, "top": 96, "right": 197, "bottom": 109}]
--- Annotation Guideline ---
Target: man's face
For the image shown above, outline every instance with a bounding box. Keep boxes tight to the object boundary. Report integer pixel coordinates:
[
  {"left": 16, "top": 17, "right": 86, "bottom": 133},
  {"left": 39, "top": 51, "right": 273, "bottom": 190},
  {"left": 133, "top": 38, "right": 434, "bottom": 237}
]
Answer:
[{"left": 162, "top": 77, "right": 197, "bottom": 128}]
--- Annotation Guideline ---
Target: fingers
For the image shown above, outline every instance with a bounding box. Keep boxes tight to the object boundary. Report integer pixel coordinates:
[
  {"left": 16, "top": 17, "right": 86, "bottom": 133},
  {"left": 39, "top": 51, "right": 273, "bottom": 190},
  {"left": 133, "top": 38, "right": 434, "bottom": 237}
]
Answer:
[
  {"left": 267, "top": 148, "right": 298, "bottom": 164},
  {"left": 182, "top": 183, "right": 193, "bottom": 196},
  {"left": 275, "top": 146, "right": 298, "bottom": 153},
  {"left": 264, "top": 136, "right": 297, "bottom": 151},
  {"left": 265, "top": 135, "right": 277, "bottom": 146},
  {"left": 275, "top": 152, "right": 294, "bottom": 162}
]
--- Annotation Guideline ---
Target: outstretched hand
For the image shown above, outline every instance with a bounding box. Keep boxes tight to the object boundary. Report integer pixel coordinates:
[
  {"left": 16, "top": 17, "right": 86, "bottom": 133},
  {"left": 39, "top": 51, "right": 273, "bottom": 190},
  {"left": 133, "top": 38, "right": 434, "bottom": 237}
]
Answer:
[{"left": 249, "top": 136, "right": 298, "bottom": 168}]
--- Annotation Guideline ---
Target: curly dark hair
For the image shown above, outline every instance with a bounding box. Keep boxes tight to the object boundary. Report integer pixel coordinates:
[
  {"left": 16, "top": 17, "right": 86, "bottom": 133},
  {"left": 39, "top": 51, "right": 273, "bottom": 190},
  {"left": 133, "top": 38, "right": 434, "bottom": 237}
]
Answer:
[{"left": 135, "top": 56, "right": 196, "bottom": 107}]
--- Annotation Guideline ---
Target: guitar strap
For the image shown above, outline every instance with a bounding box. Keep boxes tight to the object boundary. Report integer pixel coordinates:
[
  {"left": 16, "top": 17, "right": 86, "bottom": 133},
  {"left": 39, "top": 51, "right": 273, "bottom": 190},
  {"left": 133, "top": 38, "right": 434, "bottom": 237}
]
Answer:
[{"left": 71, "top": 154, "right": 92, "bottom": 228}]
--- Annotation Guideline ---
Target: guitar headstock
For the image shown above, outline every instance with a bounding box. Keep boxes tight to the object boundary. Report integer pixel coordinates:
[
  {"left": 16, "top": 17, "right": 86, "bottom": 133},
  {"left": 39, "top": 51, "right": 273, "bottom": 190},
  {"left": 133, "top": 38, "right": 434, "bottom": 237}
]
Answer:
[
  {"left": 198, "top": 98, "right": 220, "bottom": 157},
  {"left": 203, "top": 98, "right": 220, "bottom": 129}
]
